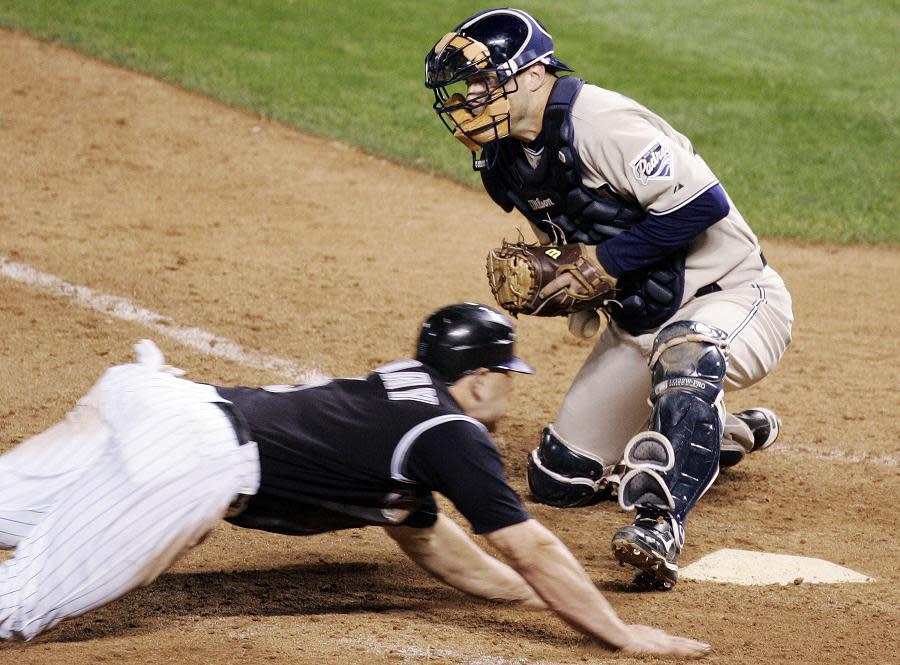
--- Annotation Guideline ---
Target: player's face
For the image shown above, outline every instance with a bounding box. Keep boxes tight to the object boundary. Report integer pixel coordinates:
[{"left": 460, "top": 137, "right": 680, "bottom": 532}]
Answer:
[
  {"left": 464, "top": 74, "right": 493, "bottom": 111},
  {"left": 478, "top": 369, "right": 513, "bottom": 431},
  {"left": 466, "top": 71, "right": 532, "bottom": 136},
  {"left": 464, "top": 73, "right": 511, "bottom": 116}
]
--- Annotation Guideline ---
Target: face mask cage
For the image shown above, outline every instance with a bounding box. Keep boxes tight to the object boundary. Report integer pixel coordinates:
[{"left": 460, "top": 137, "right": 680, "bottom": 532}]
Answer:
[
  {"left": 429, "top": 75, "right": 517, "bottom": 137},
  {"left": 425, "top": 32, "right": 517, "bottom": 159}
]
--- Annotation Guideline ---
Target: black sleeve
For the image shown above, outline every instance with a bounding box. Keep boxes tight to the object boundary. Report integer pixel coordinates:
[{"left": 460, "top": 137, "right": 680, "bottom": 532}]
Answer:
[
  {"left": 402, "top": 420, "right": 530, "bottom": 534},
  {"left": 401, "top": 494, "right": 439, "bottom": 529}
]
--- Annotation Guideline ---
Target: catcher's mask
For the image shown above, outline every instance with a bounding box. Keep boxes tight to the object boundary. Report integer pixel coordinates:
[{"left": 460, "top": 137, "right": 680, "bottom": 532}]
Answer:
[
  {"left": 424, "top": 8, "right": 573, "bottom": 167},
  {"left": 416, "top": 302, "right": 535, "bottom": 384}
]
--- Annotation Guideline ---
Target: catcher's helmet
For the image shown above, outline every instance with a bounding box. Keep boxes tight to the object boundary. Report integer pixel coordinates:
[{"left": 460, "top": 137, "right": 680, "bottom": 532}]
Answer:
[
  {"left": 425, "top": 8, "right": 573, "bottom": 157},
  {"left": 416, "top": 303, "right": 535, "bottom": 384}
]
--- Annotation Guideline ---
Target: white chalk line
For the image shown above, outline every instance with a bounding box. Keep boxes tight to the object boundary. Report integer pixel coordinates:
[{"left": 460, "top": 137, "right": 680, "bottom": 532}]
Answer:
[
  {"left": 0, "top": 255, "right": 325, "bottom": 384},
  {"left": 2, "top": 254, "right": 898, "bottom": 474},
  {"left": 779, "top": 444, "right": 898, "bottom": 468}
]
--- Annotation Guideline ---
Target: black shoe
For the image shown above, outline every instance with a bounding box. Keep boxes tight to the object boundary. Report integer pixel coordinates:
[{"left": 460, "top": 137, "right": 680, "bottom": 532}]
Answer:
[
  {"left": 737, "top": 407, "right": 781, "bottom": 451},
  {"left": 611, "top": 510, "right": 682, "bottom": 590},
  {"left": 720, "top": 407, "right": 782, "bottom": 468}
]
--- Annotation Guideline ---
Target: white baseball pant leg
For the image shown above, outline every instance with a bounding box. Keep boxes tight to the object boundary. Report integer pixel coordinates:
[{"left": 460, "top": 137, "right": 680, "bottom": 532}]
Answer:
[
  {"left": 0, "top": 361, "right": 260, "bottom": 641},
  {"left": 554, "top": 324, "right": 654, "bottom": 467},
  {"left": 0, "top": 383, "right": 109, "bottom": 550}
]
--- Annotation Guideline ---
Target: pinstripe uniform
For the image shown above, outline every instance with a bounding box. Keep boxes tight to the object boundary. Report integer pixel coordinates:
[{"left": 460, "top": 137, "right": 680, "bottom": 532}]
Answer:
[
  {"left": 0, "top": 347, "right": 260, "bottom": 641},
  {"left": 0, "top": 348, "right": 526, "bottom": 640}
]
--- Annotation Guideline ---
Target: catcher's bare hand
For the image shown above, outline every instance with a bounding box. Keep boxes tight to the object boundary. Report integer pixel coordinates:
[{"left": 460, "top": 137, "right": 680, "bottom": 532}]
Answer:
[
  {"left": 486, "top": 240, "right": 616, "bottom": 317},
  {"left": 618, "top": 624, "right": 711, "bottom": 659},
  {"left": 539, "top": 271, "right": 586, "bottom": 300}
]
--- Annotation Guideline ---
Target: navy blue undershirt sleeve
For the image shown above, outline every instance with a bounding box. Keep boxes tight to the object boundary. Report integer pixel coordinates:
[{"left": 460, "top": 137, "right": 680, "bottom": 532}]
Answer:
[{"left": 596, "top": 183, "right": 730, "bottom": 277}]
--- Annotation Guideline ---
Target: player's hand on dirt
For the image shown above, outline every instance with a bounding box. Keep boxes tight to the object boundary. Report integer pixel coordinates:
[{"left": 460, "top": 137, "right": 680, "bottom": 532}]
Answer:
[{"left": 618, "top": 624, "right": 711, "bottom": 659}]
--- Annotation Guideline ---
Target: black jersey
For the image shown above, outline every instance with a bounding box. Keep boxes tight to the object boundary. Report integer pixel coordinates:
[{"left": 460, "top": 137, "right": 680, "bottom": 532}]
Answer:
[{"left": 215, "top": 360, "right": 529, "bottom": 536}]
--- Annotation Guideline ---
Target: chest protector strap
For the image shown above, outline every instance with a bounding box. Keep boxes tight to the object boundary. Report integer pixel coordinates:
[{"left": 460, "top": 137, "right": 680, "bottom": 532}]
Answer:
[{"left": 480, "top": 77, "right": 686, "bottom": 335}]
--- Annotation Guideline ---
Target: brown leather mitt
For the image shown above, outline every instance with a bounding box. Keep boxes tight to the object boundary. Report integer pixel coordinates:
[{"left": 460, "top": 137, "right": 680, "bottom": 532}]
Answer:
[{"left": 486, "top": 241, "right": 617, "bottom": 317}]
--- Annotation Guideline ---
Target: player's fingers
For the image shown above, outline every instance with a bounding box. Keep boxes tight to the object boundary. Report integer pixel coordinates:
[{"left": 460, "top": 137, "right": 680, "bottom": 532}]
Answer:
[
  {"left": 662, "top": 635, "right": 712, "bottom": 659},
  {"left": 619, "top": 626, "right": 711, "bottom": 659},
  {"left": 539, "top": 273, "right": 581, "bottom": 299}
]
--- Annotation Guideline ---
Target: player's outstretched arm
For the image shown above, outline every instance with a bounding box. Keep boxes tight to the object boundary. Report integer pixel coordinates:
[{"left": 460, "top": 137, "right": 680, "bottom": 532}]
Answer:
[
  {"left": 384, "top": 514, "right": 546, "bottom": 609},
  {"left": 484, "top": 519, "right": 711, "bottom": 658}
]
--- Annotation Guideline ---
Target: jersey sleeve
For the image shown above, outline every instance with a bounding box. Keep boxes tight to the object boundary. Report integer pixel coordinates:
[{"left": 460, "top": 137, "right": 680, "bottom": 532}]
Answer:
[
  {"left": 570, "top": 90, "right": 719, "bottom": 214},
  {"left": 401, "top": 494, "right": 440, "bottom": 529},
  {"left": 402, "top": 420, "right": 530, "bottom": 534}
]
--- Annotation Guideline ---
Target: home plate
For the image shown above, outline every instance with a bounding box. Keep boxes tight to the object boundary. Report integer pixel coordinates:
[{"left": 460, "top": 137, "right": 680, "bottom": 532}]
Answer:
[{"left": 680, "top": 549, "right": 875, "bottom": 585}]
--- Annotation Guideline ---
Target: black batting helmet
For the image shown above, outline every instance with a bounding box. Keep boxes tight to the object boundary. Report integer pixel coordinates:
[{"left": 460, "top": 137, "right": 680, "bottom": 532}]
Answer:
[{"left": 416, "top": 303, "right": 534, "bottom": 383}]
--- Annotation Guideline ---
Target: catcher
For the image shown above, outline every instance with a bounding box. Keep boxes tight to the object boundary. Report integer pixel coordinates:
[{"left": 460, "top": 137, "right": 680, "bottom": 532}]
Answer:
[{"left": 425, "top": 8, "right": 793, "bottom": 589}]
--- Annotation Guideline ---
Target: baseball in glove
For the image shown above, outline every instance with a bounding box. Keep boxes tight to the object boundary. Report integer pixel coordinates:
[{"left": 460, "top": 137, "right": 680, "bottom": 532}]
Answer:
[{"left": 486, "top": 240, "right": 617, "bottom": 317}]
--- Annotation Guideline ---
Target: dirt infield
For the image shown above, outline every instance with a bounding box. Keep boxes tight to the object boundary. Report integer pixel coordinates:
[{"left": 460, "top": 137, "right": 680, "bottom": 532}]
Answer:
[{"left": 1, "top": 30, "right": 897, "bottom": 664}]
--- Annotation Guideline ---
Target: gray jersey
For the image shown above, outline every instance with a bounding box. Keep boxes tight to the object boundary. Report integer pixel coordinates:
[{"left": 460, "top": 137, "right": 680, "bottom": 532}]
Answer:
[{"left": 570, "top": 84, "right": 767, "bottom": 298}]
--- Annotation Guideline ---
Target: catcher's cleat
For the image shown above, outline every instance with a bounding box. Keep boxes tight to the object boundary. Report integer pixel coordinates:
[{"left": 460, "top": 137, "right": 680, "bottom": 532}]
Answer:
[
  {"left": 720, "top": 407, "right": 782, "bottom": 468},
  {"left": 736, "top": 407, "right": 781, "bottom": 452},
  {"left": 612, "top": 510, "right": 682, "bottom": 590}
]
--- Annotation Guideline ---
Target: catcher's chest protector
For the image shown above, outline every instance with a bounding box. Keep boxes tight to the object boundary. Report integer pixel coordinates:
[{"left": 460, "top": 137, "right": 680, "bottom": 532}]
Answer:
[{"left": 480, "top": 77, "right": 686, "bottom": 335}]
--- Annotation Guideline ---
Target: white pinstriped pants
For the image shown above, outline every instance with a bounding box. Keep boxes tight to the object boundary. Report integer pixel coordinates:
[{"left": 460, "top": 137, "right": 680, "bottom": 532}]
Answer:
[
  {"left": 555, "top": 266, "right": 794, "bottom": 465},
  {"left": 0, "top": 356, "right": 260, "bottom": 640}
]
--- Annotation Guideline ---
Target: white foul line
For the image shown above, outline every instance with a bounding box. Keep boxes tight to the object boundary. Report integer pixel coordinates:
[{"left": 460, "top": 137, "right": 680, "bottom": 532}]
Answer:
[
  {"left": 1, "top": 255, "right": 897, "bottom": 469},
  {"left": 0, "top": 255, "right": 324, "bottom": 384}
]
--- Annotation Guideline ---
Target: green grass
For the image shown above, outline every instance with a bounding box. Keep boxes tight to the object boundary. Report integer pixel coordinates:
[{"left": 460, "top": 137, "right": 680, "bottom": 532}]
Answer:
[{"left": 0, "top": 0, "right": 896, "bottom": 243}]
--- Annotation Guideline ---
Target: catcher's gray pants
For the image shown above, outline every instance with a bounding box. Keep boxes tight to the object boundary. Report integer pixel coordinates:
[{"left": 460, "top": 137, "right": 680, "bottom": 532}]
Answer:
[
  {"left": 0, "top": 349, "right": 260, "bottom": 641},
  {"left": 555, "top": 266, "right": 793, "bottom": 467}
]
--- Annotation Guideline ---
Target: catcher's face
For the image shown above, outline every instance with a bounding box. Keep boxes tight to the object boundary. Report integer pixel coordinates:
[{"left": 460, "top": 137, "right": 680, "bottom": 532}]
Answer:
[{"left": 465, "top": 67, "right": 543, "bottom": 143}]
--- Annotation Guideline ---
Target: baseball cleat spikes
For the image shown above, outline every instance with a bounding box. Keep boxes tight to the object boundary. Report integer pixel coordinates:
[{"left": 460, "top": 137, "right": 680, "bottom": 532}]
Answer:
[
  {"left": 612, "top": 538, "right": 677, "bottom": 590},
  {"left": 611, "top": 511, "right": 681, "bottom": 590}
]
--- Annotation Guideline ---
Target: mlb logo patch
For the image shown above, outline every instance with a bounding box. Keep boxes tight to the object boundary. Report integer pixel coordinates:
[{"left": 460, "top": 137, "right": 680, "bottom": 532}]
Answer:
[{"left": 630, "top": 139, "right": 674, "bottom": 185}]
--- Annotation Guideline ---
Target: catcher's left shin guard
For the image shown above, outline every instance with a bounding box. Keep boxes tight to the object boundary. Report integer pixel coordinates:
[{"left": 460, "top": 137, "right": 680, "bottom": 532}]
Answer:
[
  {"left": 527, "top": 425, "right": 612, "bottom": 507},
  {"left": 618, "top": 321, "right": 728, "bottom": 522}
]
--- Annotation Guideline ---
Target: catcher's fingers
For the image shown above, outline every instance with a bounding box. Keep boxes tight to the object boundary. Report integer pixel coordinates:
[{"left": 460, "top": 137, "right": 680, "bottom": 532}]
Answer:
[
  {"left": 618, "top": 625, "right": 711, "bottom": 659},
  {"left": 538, "top": 272, "right": 588, "bottom": 299}
]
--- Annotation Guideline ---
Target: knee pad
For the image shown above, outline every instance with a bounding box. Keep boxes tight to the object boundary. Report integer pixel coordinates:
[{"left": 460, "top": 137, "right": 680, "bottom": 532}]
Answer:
[
  {"left": 527, "top": 426, "right": 611, "bottom": 508},
  {"left": 643, "top": 321, "right": 729, "bottom": 520}
]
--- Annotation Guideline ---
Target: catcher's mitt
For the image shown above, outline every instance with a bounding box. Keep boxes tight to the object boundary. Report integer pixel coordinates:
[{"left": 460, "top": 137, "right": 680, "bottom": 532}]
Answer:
[{"left": 486, "top": 241, "right": 617, "bottom": 317}]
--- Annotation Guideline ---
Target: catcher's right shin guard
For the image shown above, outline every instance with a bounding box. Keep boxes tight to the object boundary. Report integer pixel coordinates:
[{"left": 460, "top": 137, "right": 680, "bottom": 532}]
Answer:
[
  {"left": 618, "top": 321, "right": 728, "bottom": 522},
  {"left": 527, "top": 425, "right": 612, "bottom": 507}
]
